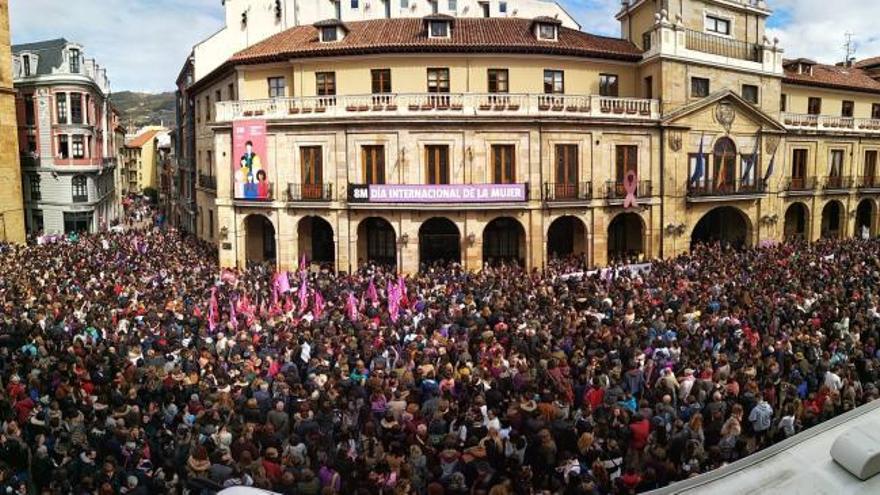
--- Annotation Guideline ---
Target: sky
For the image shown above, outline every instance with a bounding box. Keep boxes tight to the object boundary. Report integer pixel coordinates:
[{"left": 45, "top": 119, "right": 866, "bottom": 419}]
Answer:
[{"left": 8, "top": 0, "right": 880, "bottom": 93}]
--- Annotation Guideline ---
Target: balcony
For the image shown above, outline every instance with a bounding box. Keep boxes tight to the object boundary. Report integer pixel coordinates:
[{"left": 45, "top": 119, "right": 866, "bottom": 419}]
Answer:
[
  {"left": 786, "top": 176, "right": 817, "bottom": 193},
  {"left": 233, "top": 182, "right": 274, "bottom": 202},
  {"left": 288, "top": 183, "right": 333, "bottom": 202},
  {"left": 198, "top": 173, "right": 217, "bottom": 190},
  {"left": 684, "top": 29, "right": 761, "bottom": 62},
  {"left": 823, "top": 175, "right": 853, "bottom": 193},
  {"left": 858, "top": 176, "right": 880, "bottom": 191},
  {"left": 543, "top": 182, "right": 592, "bottom": 202},
  {"left": 782, "top": 113, "right": 880, "bottom": 134},
  {"left": 605, "top": 180, "right": 653, "bottom": 200},
  {"left": 214, "top": 93, "right": 660, "bottom": 123},
  {"left": 687, "top": 179, "right": 767, "bottom": 200}
]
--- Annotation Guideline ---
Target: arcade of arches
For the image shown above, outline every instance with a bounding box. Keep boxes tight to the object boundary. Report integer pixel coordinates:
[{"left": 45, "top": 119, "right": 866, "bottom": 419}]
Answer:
[{"left": 237, "top": 200, "right": 874, "bottom": 272}]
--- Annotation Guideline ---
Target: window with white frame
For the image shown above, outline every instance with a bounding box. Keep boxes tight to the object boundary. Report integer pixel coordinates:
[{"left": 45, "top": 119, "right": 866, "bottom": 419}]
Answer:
[
  {"left": 429, "top": 20, "right": 450, "bottom": 38},
  {"left": 705, "top": 15, "right": 731, "bottom": 35}
]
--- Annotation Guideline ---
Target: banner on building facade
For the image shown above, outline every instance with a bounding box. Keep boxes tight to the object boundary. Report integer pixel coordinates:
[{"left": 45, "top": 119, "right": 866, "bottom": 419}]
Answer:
[
  {"left": 348, "top": 183, "right": 527, "bottom": 203},
  {"left": 233, "top": 119, "right": 271, "bottom": 200}
]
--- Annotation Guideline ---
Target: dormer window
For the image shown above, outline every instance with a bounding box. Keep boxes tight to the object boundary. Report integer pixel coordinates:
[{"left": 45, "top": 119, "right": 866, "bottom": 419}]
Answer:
[
  {"left": 315, "top": 19, "right": 347, "bottom": 42},
  {"left": 532, "top": 17, "right": 561, "bottom": 41},
  {"left": 424, "top": 14, "right": 453, "bottom": 39},
  {"left": 321, "top": 26, "right": 338, "bottom": 42},
  {"left": 69, "top": 48, "right": 80, "bottom": 73},
  {"left": 22, "top": 55, "right": 30, "bottom": 76},
  {"left": 430, "top": 21, "right": 449, "bottom": 37}
]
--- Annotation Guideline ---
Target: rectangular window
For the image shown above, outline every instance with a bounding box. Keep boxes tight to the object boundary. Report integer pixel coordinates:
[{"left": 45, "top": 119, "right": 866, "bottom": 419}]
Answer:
[
  {"left": 829, "top": 149, "right": 844, "bottom": 177},
  {"left": 488, "top": 69, "right": 509, "bottom": 93},
  {"left": 791, "top": 148, "right": 808, "bottom": 180},
  {"left": 544, "top": 70, "right": 564, "bottom": 94},
  {"left": 268, "top": 77, "right": 286, "bottom": 98},
  {"left": 215, "top": 89, "right": 222, "bottom": 104},
  {"left": 873, "top": 103, "right": 880, "bottom": 120},
  {"left": 300, "top": 146, "right": 323, "bottom": 199},
  {"left": 69, "top": 48, "right": 80, "bottom": 73},
  {"left": 72, "top": 135, "right": 85, "bottom": 159},
  {"left": 32, "top": 210, "right": 43, "bottom": 233},
  {"left": 448, "top": 0, "right": 457, "bottom": 11},
  {"left": 56, "top": 93, "right": 67, "bottom": 124},
  {"left": 27, "top": 135, "right": 37, "bottom": 154},
  {"left": 555, "top": 144, "right": 578, "bottom": 199},
  {"left": 371, "top": 69, "right": 392, "bottom": 93},
  {"left": 196, "top": 99, "right": 201, "bottom": 123},
  {"left": 480, "top": 1, "right": 489, "bottom": 17},
  {"left": 808, "top": 97, "right": 822, "bottom": 115},
  {"left": 742, "top": 84, "right": 759, "bottom": 104},
  {"left": 351, "top": 0, "right": 358, "bottom": 8},
  {"left": 865, "top": 150, "right": 877, "bottom": 184},
  {"left": 425, "top": 145, "right": 449, "bottom": 184},
  {"left": 491, "top": 144, "right": 515, "bottom": 184},
  {"left": 429, "top": 21, "right": 449, "bottom": 37},
  {"left": 642, "top": 32, "right": 652, "bottom": 51},
  {"left": 228, "top": 83, "right": 235, "bottom": 101},
  {"left": 400, "top": 0, "right": 408, "bottom": 7},
  {"left": 72, "top": 176, "right": 88, "bottom": 202},
  {"left": 85, "top": 94, "right": 91, "bottom": 124},
  {"left": 63, "top": 211, "right": 92, "bottom": 233},
  {"left": 209, "top": 210, "right": 214, "bottom": 237},
  {"left": 321, "top": 26, "right": 338, "bottom": 42},
  {"left": 362, "top": 145, "right": 386, "bottom": 184},
  {"left": 644, "top": 76, "right": 653, "bottom": 99},
  {"left": 780, "top": 93, "right": 787, "bottom": 112},
  {"left": 58, "top": 135, "right": 69, "bottom": 159},
  {"left": 316, "top": 72, "right": 336, "bottom": 96},
  {"left": 24, "top": 95, "right": 35, "bottom": 126},
  {"left": 599, "top": 74, "right": 619, "bottom": 97},
  {"left": 691, "top": 77, "right": 710, "bottom": 98},
  {"left": 615, "top": 145, "right": 638, "bottom": 183},
  {"left": 70, "top": 93, "right": 83, "bottom": 124},
  {"left": 205, "top": 95, "right": 211, "bottom": 122},
  {"left": 705, "top": 15, "right": 731, "bottom": 35},
  {"left": 22, "top": 55, "right": 30, "bottom": 76},
  {"left": 842, "top": 100, "right": 854, "bottom": 118},
  {"left": 538, "top": 24, "right": 556, "bottom": 40},
  {"left": 29, "top": 174, "right": 41, "bottom": 201},
  {"left": 427, "top": 68, "right": 450, "bottom": 92}
]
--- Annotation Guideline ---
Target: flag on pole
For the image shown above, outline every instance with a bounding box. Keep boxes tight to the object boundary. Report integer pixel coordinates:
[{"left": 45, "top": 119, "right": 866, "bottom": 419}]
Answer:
[
  {"left": 763, "top": 147, "right": 776, "bottom": 182},
  {"left": 274, "top": 271, "right": 291, "bottom": 293},
  {"left": 208, "top": 288, "right": 219, "bottom": 333},
  {"left": 689, "top": 132, "right": 705, "bottom": 185},
  {"left": 397, "top": 275, "right": 408, "bottom": 309},
  {"left": 347, "top": 292, "right": 359, "bottom": 321},
  {"left": 367, "top": 278, "right": 378, "bottom": 305},
  {"left": 298, "top": 277, "right": 309, "bottom": 314},
  {"left": 229, "top": 299, "right": 238, "bottom": 329},
  {"left": 388, "top": 282, "right": 399, "bottom": 323},
  {"left": 741, "top": 135, "right": 759, "bottom": 184},
  {"left": 314, "top": 290, "right": 325, "bottom": 319}
]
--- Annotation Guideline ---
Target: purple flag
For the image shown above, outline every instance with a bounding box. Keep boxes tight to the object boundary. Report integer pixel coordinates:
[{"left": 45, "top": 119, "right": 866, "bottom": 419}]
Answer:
[
  {"left": 347, "top": 292, "right": 358, "bottom": 321},
  {"left": 314, "top": 290, "right": 325, "bottom": 319},
  {"left": 229, "top": 300, "right": 238, "bottom": 328},
  {"left": 298, "top": 277, "right": 309, "bottom": 314},
  {"left": 274, "top": 271, "right": 291, "bottom": 293},
  {"left": 367, "top": 278, "right": 378, "bottom": 305}
]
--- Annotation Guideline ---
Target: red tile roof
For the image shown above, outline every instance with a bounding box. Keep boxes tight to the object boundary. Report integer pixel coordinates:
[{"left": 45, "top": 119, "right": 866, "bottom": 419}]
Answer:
[
  {"left": 230, "top": 17, "right": 642, "bottom": 64},
  {"left": 126, "top": 130, "right": 161, "bottom": 149},
  {"left": 783, "top": 61, "right": 880, "bottom": 95},
  {"left": 855, "top": 56, "right": 880, "bottom": 69}
]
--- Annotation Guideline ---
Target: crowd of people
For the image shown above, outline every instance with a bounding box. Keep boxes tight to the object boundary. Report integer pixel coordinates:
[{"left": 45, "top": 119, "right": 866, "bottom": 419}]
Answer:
[{"left": 1, "top": 205, "right": 879, "bottom": 494}]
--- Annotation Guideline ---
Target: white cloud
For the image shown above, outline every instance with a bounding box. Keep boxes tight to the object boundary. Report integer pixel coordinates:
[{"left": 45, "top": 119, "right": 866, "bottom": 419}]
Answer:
[
  {"left": 561, "top": 0, "right": 621, "bottom": 36},
  {"left": 8, "top": 0, "right": 223, "bottom": 93},
  {"left": 765, "top": 0, "right": 880, "bottom": 64}
]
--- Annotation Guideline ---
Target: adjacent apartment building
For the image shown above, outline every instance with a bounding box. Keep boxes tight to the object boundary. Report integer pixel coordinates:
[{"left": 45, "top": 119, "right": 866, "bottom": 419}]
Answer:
[
  {"left": 122, "top": 126, "right": 168, "bottom": 196},
  {"left": 12, "top": 38, "right": 119, "bottom": 234},
  {"left": 176, "top": 0, "right": 880, "bottom": 273},
  {"left": 0, "top": 0, "right": 25, "bottom": 242}
]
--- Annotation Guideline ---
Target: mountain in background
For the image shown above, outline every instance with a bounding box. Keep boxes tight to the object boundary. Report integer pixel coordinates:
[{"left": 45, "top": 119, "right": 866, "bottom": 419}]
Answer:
[{"left": 112, "top": 91, "right": 176, "bottom": 131}]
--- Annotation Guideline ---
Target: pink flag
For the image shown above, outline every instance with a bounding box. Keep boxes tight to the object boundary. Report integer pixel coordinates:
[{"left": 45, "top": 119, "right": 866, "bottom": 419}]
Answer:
[
  {"left": 314, "top": 290, "right": 325, "bottom": 319},
  {"left": 388, "top": 281, "right": 399, "bottom": 323},
  {"left": 274, "top": 271, "right": 291, "bottom": 293},
  {"left": 397, "top": 275, "right": 408, "bottom": 309},
  {"left": 367, "top": 278, "right": 378, "bottom": 305},
  {"left": 208, "top": 288, "right": 219, "bottom": 333},
  {"left": 347, "top": 292, "right": 359, "bottom": 321},
  {"left": 229, "top": 300, "right": 238, "bottom": 328},
  {"left": 298, "top": 277, "right": 309, "bottom": 314}
]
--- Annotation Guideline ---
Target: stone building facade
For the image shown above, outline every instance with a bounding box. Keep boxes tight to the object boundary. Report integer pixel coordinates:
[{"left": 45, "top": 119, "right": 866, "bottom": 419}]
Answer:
[
  {"left": 178, "top": 0, "right": 880, "bottom": 273},
  {"left": 0, "top": 0, "right": 25, "bottom": 243}
]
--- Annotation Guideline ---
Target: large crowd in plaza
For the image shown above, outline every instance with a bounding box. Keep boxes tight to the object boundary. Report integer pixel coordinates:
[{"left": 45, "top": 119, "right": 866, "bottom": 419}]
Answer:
[{"left": 0, "top": 202, "right": 878, "bottom": 494}]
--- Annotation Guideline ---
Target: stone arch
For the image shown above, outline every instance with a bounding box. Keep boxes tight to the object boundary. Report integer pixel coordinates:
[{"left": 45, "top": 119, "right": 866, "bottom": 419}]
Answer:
[
  {"left": 820, "top": 200, "right": 845, "bottom": 239},
  {"left": 690, "top": 206, "right": 753, "bottom": 249},
  {"left": 243, "top": 213, "right": 277, "bottom": 265},
  {"left": 607, "top": 211, "right": 645, "bottom": 263},
  {"left": 297, "top": 216, "right": 335, "bottom": 265},
  {"left": 419, "top": 217, "right": 461, "bottom": 268},
  {"left": 356, "top": 216, "right": 397, "bottom": 267},
  {"left": 856, "top": 198, "right": 876, "bottom": 238},
  {"left": 546, "top": 215, "right": 589, "bottom": 263},
  {"left": 783, "top": 202, "right": 810, "bottom": 240},
  {"left": 482, "top": 216, "right": 527, "bottom": 267}
]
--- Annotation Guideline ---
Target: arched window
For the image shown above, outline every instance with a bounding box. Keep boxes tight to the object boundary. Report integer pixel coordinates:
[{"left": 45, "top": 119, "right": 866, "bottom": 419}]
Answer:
[
  {"left": 713, "top": 137, "right": 737, "bottom": 191},
  {"left": 72, "top": 175, "right": 88, "bottom": 203}
]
